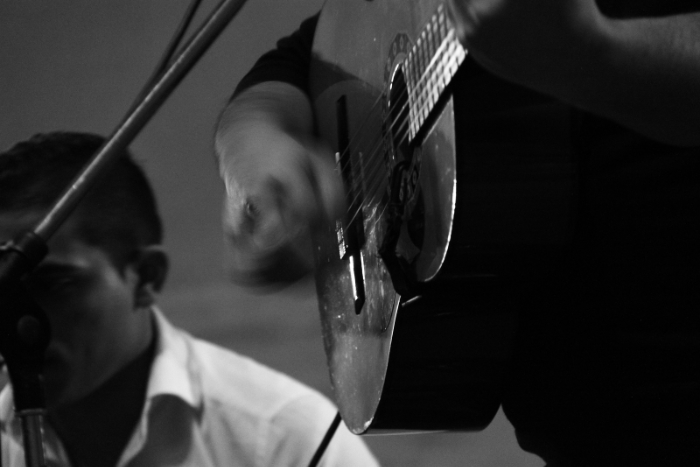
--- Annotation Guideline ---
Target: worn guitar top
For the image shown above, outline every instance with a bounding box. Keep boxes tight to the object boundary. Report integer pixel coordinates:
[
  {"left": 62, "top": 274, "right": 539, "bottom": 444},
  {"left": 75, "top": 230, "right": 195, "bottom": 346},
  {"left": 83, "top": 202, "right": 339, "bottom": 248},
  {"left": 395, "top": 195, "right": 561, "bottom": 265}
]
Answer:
[{"left": 232, "top": 3, "right": 699, "bottom": 465}]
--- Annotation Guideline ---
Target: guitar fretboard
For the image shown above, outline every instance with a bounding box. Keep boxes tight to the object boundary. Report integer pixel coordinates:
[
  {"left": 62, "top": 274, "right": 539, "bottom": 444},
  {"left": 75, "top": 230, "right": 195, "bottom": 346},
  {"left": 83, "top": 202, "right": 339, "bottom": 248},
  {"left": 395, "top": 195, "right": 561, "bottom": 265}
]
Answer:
[{"left": 403, "top": 4, "right": 467, "bottom": 141}]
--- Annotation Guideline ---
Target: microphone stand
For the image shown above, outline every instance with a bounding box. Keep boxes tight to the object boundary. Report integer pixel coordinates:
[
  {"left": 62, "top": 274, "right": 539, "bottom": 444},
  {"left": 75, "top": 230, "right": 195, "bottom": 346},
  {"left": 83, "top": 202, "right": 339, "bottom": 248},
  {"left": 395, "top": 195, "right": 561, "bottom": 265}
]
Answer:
[
  {"left": 0, "top": 0, "right": 249, "bottom": 464},
  {"left": 0, "top": 251, "right": 51, "bottom": 467}
]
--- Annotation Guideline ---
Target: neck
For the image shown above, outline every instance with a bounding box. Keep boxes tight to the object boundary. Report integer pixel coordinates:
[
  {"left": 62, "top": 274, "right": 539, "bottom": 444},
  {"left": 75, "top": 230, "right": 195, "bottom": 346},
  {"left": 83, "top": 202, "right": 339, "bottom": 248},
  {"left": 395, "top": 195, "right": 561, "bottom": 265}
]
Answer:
[{"left": 48, "top": 331, "right": 157, "bottom": 467}]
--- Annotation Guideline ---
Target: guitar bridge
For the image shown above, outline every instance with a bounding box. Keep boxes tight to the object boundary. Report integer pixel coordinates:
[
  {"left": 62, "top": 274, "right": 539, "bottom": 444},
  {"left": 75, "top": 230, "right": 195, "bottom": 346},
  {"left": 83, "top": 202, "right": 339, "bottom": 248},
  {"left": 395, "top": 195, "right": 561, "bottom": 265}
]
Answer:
[{"left": 335, "top": 95, "right": 366, "bottom": 314}]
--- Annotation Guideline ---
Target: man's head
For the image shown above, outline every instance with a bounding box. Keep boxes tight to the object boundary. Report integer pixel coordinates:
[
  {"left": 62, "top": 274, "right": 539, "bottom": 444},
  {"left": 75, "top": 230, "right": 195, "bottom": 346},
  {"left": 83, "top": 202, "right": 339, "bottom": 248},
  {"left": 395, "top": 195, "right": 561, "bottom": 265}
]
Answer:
[
  {"left": 0, "top": 131, "right": 168, "bottom": 407},
  {"left": 0, "top": 131, "right": 162, "bottom": 270}
]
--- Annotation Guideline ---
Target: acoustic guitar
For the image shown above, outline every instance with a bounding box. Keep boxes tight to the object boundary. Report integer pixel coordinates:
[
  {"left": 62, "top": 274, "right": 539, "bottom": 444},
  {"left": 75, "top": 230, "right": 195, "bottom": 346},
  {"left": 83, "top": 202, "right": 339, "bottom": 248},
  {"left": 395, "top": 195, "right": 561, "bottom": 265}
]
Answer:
[{"left": 309, "top": 0, "right": 577, "bottom": 434}]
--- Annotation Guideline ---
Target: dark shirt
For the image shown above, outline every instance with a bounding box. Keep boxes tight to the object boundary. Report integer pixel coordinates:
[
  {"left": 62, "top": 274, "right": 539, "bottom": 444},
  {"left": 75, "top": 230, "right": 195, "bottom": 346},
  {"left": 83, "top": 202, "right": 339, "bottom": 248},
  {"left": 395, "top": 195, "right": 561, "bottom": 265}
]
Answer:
[{"left": 234, "top": 5, "right": 700, "bottom": 466}]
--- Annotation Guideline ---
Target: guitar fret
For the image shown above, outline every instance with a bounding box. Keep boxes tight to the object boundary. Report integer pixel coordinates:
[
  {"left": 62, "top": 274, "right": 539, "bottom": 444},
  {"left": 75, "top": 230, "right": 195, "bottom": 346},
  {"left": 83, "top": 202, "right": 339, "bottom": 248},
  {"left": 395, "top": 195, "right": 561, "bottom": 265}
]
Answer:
[
  {"left": 438, "top": 7, "right": 447, "bottom": 38},
  {"left": 408, "top": 51, "right": 419, "bottom": 137},
  {"left": 426, "top": 26, "right": 435, "bottom": 64},
  {"left": 406, "top": 4, "right": 467, "bottom": 141}
]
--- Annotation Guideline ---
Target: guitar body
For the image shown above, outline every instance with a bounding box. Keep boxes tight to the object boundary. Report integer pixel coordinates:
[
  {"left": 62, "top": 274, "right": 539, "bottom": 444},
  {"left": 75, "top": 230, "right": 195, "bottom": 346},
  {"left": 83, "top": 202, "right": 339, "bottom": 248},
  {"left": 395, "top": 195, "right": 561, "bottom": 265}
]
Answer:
[{"left": 310, "top": 0, "right": 577, "bottom": 434}]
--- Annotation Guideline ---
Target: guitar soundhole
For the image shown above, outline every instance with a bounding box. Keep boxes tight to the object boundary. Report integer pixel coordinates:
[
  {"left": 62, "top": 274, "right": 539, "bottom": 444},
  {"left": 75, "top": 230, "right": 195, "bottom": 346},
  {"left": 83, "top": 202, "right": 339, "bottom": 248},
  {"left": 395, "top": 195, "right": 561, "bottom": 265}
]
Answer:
[
  {"left": 378, "top": 66, "right": 426, "bottom": 294},
  {"left": 407, "top": 191, "right": 425, "bottom": 249},
  {"left": 389, "top": 67, "right": 424, "bottom": 242}
]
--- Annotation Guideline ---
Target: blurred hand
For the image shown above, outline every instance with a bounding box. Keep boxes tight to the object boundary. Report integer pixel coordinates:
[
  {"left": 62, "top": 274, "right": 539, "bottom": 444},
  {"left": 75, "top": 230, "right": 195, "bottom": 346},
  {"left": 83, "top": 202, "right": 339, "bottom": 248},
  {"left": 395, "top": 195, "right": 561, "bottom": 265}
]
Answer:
[{"left": 218, "top": 119, "right": 344, "bottom": 287}]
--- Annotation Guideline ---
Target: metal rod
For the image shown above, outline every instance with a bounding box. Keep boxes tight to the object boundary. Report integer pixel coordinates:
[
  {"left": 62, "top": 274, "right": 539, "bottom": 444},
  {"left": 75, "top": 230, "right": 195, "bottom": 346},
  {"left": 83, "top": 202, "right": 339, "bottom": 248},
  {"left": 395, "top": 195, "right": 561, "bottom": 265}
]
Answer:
[
  {"left": 34, "top": 0, "right": 249, "bottom": 243},
  {"left": 19, "top": 409, "right": 48, "bottom": 467}
]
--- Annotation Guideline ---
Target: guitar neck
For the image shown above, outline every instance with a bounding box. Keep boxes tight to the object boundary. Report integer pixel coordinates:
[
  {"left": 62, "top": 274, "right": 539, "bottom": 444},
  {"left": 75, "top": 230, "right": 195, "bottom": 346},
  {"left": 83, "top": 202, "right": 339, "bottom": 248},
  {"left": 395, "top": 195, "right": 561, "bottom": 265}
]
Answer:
[{"left": 404, "top": 4, "right": 467, "bottom": 141}]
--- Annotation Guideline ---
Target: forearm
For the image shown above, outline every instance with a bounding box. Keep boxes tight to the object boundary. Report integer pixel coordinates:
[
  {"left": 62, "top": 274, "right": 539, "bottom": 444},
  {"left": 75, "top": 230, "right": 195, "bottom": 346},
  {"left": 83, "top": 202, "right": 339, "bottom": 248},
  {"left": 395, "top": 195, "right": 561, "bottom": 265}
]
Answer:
[
  {"left": 455, "top": 1, "right": 700, "bottom": 146},
  {"left": 565, "top": 12, "right": 700, "bottom": 146}
]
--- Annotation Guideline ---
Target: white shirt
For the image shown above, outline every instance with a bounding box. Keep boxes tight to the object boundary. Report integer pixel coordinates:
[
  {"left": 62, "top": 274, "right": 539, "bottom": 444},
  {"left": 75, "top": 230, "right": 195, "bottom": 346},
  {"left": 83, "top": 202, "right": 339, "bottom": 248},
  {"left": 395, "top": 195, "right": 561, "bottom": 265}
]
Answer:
[{"left": 0, "top": 308, "right": 379, "bottom": 467}]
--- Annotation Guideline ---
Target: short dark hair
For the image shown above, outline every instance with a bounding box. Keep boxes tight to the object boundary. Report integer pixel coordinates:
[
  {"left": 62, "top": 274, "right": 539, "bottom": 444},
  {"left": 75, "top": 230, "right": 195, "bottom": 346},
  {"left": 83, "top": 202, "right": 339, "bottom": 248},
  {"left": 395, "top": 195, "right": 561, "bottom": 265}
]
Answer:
[{"left": 0, "top": 131, "right": 163, "bottom": 270}]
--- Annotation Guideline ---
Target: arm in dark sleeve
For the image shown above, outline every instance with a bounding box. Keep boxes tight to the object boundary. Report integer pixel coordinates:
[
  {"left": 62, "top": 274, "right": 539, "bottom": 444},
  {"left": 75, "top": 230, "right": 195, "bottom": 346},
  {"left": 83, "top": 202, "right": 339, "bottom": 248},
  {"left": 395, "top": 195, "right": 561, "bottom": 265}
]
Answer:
[{"left": 233, "top": 13, "right": 319, "bottom": 99}]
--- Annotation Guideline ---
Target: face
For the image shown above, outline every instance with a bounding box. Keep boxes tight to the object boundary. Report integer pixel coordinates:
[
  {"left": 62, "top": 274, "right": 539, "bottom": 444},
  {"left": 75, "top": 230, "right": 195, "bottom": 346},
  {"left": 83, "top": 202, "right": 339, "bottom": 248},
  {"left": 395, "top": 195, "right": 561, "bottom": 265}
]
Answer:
[{"left": 0, "top": 211, "right": 155, "bottom": 408}]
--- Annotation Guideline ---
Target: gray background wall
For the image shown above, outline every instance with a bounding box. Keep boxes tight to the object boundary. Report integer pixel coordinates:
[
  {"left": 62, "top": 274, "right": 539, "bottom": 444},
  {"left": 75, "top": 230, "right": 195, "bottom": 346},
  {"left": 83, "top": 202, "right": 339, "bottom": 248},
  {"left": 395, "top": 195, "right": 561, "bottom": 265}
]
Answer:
[{"left": 0, "top": 1, "right": 543, "bottom": 465}]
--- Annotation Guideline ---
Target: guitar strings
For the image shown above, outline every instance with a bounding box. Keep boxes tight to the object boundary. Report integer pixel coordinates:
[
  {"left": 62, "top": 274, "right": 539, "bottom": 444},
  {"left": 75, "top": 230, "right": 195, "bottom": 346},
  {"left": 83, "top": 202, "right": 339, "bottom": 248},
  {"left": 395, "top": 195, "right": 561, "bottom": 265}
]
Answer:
[
  {"left": 334, "top": 38, "right": 442, "bottom": 200},
  {"left": 341, "top": 29, "right": 461, "bottom": 221},
  {"left": 339, "top": 90, "right": 434, "bottom": 228},
  {"left": 341, "top": 82, "right": 435, "bottom": 231},
  {"left": 333, "top": 24, "right": 460, "bottom": 184},
  {"left": 338, "top": 29, "right": 463, "bottom": 229},
  {"left": 338, "top": 25, "right": 462, "bottom": 189}
]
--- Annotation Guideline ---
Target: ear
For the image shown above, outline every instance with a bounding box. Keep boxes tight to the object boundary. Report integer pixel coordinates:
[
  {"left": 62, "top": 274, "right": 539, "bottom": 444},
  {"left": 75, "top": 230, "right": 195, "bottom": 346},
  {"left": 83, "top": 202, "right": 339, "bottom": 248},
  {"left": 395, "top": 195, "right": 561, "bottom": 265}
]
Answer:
[{"left": 132, "top": 246, "right": 169, "bottom": 309}]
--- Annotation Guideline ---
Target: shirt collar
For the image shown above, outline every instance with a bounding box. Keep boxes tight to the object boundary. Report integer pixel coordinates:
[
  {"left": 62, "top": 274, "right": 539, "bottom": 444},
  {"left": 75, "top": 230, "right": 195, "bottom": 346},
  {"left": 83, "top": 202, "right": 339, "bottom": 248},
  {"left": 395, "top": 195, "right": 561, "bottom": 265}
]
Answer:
[{"left": 146, "top": 306, "right": 203, "bottom": 411}]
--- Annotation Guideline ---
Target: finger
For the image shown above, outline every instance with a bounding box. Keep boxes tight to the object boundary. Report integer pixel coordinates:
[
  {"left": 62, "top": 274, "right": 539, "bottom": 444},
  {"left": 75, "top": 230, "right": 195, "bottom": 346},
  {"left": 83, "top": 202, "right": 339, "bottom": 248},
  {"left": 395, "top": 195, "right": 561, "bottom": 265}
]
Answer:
[
  {"left": 222, "top": 180, "right": 316, "bottom": 286},
  {"left": 266, "top": 140, "right": 338, "bottom": 232},
  {"left": 447, "top": 0, "right": 476, "bottom": 45},
  {"left": 447, "top": 0, "right": 466, "bottom": 44}
]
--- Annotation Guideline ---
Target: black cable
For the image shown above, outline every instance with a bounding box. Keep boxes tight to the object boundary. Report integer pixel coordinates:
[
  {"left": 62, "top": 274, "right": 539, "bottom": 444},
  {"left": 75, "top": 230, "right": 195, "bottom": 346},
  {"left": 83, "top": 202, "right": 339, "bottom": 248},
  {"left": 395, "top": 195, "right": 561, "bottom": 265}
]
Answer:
[
  {"left": 0, "top": 404, "right": 2, "bottom": 467},
  {"left": 151, "top": 0, "right": 203, "bottom": 82},
  {"left": 307, "top": 412, "right": 342, "bottom": 467},
  {"left": 128, "top": 0, "right": 203, "bottom": 112}
]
